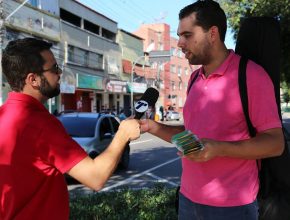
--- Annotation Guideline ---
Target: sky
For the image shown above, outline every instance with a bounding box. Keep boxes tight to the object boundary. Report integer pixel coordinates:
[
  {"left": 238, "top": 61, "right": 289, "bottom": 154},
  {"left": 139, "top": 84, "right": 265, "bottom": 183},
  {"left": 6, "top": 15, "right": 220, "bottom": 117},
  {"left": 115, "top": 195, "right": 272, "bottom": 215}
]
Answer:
[{"left": 78, "top": 0, "right": 236, "bottom": 49}]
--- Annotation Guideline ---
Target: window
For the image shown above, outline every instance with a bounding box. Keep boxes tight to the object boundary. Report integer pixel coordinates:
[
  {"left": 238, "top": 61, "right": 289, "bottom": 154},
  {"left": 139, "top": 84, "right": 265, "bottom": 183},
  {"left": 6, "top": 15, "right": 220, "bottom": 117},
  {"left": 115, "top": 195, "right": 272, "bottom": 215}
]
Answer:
[
  {"left": 102, "top": 28, "right": 116, "bottom": 41},
  {"left": 170, "top": 65, "right": 176, "bottom": 73},
  {"left": 151, "top": 62, "right": 157, "bottom": 69},
  {"left": 77, "top": 48, "right": 86, "bottom": 65},
  {"left": 172, "top": 81, "right": 175, "bottom": 91},
  {"left": 86, "top": 52, "right": 103, "bottom": 69},
  {"left": 29, "top": 0, "right": 38, "bottom": 7},
  {"left": 158, "top": 63, "right": 164, "bottom": 71},
  {"left": 110, "top": 118, "right": 120, "bottom": 133},
  {"left": 99, "top": 118, "right": 113, "bottom": 139},
  {"left": 170, "top": 47, "right": 176, "bottom": 56},
  {"left": 67, "top": 45, "right": 103, "bottom": 69},
  {"left": 178, "top": 98, "right": 183, "bottom": 107},
  {"left": 95, "top": 53, "right": 104, "bottom": 69},
  {"left": 68, "top": 45, "right": 74, "bottom": 63},
  {"left": 60, "top": 9, "right": 81, "bottom": 27},
  {"left": 179, "top": 81, "right": 182, "bottom": 90},
  {"left": 177, "top": 49, "right": 183, "bottom": 58},
  {"left": 84, "top": 20, "right": 100, "bottom": 35},
  {"left": 107, "top": 56, "right": 119, "bottom": 74},
  {"left": 177, "top": 66, "right": 182, "bottom": 76},
  {"left": 84, "top": 51, "right": 89, "bottom": 67},
  {"left": 184, "top": 82, "right": 188, "bottom": 90},
  {"left": 60, "top": 117, "right": 98, "bottom": 138},
  {"left": 184, "top": 67, "right": 189, "bottom": 75}
]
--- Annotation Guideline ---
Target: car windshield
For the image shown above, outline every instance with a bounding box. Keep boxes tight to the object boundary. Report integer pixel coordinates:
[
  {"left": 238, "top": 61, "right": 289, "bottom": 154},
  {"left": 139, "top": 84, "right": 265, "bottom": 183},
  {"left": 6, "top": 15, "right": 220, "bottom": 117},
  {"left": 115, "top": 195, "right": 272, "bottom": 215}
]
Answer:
[{"left": 59, "top": 117, "right": 98, "bottom": 137}]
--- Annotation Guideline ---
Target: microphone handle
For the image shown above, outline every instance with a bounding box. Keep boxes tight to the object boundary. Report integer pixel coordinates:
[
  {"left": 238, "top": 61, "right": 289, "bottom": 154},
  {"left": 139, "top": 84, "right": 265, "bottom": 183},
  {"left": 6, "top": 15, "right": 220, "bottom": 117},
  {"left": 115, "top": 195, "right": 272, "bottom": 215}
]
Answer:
[
  {"left": 124, "top": 111, "right": 145, "bottom": 158},
  {"left": 134, "top": 111, "right": 145, "bottom": 120}
]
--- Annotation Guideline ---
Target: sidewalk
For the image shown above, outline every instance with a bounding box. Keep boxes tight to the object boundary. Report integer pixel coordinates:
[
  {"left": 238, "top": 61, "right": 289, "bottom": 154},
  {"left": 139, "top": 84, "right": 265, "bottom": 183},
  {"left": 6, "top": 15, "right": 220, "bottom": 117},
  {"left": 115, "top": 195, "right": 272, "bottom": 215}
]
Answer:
[{"left": 282, "top": 111, "right": 290, "bottom": 119}]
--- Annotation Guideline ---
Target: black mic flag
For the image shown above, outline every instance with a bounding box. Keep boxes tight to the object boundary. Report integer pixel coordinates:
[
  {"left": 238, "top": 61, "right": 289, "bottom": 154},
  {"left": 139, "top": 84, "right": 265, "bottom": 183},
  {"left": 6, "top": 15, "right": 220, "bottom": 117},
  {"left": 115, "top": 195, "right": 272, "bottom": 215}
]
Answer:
[{"left": 134, "top": 87, "right": 159, "bottom": 119}]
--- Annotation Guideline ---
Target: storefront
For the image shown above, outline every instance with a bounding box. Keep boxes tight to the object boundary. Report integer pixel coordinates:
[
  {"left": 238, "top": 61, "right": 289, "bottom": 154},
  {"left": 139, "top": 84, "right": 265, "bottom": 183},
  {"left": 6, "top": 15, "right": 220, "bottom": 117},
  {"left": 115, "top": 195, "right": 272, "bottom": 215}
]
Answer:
[
  {"left": 127, "top": 82, "right": 148, "bottom": 103},
  {"left": 104, "top": 79, "right": 128, "bottom": 114},
  {"left": 60, "top": 68, "right": 77, "bottom": 111},
  {"left": 76, "top": 73, "right": 104, "bottom": 112}
]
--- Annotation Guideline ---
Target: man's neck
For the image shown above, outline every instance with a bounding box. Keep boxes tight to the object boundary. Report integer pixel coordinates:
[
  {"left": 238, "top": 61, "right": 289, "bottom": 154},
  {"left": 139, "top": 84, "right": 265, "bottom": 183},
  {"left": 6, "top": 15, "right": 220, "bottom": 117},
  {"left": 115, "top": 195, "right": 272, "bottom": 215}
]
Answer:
[
  {"left": 21, "top": 89, "right": 47, "bottom": 103},
  {"left": 203, "top": 47, "right": 230, "bottom": 77}
]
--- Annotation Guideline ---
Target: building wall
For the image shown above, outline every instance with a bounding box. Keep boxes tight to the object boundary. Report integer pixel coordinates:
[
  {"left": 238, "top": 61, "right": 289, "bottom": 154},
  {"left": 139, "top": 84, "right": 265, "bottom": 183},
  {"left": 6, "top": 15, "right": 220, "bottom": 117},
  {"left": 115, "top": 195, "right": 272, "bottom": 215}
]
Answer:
[
  {"left": 2, "top": 0, "right": 61, "bottom": 112},
  {"left": 117, "top": 30, "right": 144, "bottom": 64},
  {"left": 61, "top": 22, "right": 119, "bottom": 52},
  {"left": 59, "top": 0, "right": 117, "bottom": 33},
  {"left": 58, "top": 0, "right": 127, "bottom": 113},
  {"left": 133, "top": 24, "right": 169, "bottom": 112},
  {"left": 133, "top": 23, "right": 198, "bottom": 114},
  {"left": 116, "top": 29, "right": 149, "bottom": 115},
  {"left": 28, "top": 0, "right": 59, "bottom": 16},
  {"left": 169, "top": 37, "right": 197, "bottom": 111}
]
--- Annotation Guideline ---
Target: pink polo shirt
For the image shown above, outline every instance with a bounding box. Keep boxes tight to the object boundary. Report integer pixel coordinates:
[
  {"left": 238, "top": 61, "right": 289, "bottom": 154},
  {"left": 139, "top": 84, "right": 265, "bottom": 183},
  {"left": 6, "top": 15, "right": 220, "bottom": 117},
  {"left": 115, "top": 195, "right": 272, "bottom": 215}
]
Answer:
[{"left": 182, "top": 50, "right": 281, "bottom": 206}]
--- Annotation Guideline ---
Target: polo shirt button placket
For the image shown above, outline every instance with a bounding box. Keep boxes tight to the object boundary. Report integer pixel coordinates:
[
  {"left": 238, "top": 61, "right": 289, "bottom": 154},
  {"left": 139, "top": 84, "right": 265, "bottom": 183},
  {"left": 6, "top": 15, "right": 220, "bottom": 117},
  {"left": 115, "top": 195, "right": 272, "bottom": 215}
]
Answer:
[{"left": 204, "top": 79, "right": 209, "bottom": 90}]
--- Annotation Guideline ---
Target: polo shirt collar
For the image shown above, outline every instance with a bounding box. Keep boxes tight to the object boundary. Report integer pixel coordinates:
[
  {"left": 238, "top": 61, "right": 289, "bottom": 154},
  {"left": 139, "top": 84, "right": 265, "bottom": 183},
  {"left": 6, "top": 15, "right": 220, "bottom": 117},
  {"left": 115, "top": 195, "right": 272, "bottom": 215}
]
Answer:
[
  {"left": 199, "top": 49, "right": 235, "bottom": 79},
  {"left": 7, "top": 92, "right": 48, "bottom": 111}
]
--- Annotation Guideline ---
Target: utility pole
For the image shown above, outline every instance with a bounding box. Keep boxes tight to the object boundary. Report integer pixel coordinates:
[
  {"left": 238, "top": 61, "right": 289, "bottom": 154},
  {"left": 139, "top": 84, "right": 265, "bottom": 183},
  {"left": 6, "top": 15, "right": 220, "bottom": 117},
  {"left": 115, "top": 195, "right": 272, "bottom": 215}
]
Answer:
[{"left": 0, "top": 0, "right": 4, "bottom": 106}]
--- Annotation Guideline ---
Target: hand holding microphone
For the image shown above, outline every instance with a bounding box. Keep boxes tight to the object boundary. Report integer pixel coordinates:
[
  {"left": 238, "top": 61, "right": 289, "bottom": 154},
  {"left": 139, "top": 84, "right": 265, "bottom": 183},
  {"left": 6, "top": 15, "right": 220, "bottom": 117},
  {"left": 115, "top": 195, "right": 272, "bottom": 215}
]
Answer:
[{"left": 119, "top": 87, "right": 159, "bottom": 142}]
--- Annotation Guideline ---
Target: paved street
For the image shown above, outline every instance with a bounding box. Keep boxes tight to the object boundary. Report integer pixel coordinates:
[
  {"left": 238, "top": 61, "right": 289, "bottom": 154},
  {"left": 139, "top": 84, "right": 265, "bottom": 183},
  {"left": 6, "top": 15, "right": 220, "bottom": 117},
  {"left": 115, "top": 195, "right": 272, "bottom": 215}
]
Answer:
[
  {"left": 68, "top": 121, "right": 183, "bottom": 195},
  {"left": 68, "top": 113, "right": 290, "bottom": 196}
]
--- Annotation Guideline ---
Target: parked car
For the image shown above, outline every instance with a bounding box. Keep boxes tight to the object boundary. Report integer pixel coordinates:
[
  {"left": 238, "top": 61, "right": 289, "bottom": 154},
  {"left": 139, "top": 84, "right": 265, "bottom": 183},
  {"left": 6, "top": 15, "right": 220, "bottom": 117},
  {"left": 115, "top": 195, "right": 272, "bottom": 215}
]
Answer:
[
  {"left": 57, "top": 112, "right": 130, "bottom": 169},
  {"left": 165, "top": 111, "right": 180, "bottom": 121}
]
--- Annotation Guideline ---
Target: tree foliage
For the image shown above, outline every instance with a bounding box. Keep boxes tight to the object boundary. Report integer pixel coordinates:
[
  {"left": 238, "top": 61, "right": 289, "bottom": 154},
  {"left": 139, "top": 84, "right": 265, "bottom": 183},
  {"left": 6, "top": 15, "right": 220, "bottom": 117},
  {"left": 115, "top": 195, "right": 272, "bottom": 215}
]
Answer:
[{"left": 218, "top": 0, "right": 290, "bottom": 84}]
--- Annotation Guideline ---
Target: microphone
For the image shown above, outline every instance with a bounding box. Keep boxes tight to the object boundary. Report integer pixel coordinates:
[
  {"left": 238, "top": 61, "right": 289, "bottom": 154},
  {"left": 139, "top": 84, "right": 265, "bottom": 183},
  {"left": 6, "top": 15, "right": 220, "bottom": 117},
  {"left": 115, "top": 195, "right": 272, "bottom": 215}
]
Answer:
[
  {"left": 134, "top": 87, "right": 159, "bottom": 119},
  {"left": 124, "top": 87, "right": 158, "bottom": 161}
]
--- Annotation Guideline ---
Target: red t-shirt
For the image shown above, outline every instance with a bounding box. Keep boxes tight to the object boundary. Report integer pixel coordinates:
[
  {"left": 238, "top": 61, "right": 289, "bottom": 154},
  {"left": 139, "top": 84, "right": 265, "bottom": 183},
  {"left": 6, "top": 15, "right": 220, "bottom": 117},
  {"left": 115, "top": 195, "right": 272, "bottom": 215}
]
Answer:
[{"left": 0, "top": 92, "right": 87, "bottom": 220}]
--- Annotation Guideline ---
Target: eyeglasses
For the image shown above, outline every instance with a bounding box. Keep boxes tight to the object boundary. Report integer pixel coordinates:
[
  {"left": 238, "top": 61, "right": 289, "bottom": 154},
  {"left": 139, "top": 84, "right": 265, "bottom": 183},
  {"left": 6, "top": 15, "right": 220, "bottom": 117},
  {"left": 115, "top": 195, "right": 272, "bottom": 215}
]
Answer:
[{"left": 42, "top": 63, "right": 62, "bottom": 74}]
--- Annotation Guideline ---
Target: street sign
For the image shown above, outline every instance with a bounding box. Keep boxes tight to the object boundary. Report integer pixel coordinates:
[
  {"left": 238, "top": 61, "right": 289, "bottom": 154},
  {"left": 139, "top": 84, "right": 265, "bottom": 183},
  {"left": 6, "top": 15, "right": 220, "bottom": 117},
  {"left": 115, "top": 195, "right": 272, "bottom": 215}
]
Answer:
[{"left": 149, "top": 50, "right": 171, "bottom": 63}]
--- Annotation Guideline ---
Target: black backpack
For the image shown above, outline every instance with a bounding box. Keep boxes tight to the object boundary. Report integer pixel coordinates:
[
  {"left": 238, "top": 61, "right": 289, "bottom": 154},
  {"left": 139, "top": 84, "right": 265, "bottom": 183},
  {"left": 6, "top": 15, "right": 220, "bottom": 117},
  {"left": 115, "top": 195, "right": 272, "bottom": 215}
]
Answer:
[{"left": 236, "top": 17, "right": 290, "bottom": 220}]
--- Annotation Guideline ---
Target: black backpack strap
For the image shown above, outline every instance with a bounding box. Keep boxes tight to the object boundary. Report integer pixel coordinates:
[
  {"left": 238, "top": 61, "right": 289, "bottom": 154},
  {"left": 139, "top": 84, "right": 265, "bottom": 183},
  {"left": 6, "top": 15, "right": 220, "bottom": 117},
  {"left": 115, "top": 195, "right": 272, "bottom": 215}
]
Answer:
[
  {"left": 238, "top": 57, "right": 256, "bottom": 137},
  {"left": 187, "top": 71, "right": 199, "bottom": 95}
]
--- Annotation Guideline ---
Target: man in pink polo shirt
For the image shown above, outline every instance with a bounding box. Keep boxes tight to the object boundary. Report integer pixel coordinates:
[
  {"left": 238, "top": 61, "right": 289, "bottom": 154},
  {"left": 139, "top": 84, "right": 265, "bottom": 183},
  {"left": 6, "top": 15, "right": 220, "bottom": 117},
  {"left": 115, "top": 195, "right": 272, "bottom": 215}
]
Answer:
[
  {"left": 140, "top": 1, "right": 284, "bottom": 219},
  {"left": 0, "top": 38, "right": 140, "bottom": 220}
]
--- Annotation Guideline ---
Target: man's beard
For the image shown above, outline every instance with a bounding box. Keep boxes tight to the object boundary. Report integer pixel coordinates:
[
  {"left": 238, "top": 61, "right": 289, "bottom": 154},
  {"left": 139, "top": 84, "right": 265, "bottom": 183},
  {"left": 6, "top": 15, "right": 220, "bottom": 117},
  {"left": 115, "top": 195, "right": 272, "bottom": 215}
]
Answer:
[
  {"left": 188, "top": 39, "right": 212, "bottom": 65},
  {"left": 39, "top": 75, "right": 60, "bottom": 98}
]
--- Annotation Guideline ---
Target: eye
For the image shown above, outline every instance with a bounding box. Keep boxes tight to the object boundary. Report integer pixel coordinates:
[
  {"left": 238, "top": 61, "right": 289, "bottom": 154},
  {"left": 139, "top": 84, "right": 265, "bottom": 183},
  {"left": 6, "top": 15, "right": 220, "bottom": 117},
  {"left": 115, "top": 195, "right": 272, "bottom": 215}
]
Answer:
[{"left": 184, "top": 33, "right": 192, "bottom": 39}]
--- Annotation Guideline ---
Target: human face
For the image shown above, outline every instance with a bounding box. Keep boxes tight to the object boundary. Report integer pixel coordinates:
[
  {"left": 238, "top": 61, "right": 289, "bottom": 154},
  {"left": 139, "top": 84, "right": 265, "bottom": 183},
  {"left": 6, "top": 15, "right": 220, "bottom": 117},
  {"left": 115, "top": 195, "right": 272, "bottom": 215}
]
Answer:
[
  {"left": 177, "top": 13, "right": 212, "bottom": 65},
  {"left": 39, "top": 50, "right": 62, "bottom": 98}
]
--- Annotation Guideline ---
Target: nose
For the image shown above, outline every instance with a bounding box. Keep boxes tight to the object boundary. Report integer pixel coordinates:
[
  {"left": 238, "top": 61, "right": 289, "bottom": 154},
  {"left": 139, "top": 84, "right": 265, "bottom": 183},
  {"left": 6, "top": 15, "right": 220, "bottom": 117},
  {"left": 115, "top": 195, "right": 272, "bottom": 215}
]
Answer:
[{"left": 177, "top": 37, "right": 184, "bottom": 49}]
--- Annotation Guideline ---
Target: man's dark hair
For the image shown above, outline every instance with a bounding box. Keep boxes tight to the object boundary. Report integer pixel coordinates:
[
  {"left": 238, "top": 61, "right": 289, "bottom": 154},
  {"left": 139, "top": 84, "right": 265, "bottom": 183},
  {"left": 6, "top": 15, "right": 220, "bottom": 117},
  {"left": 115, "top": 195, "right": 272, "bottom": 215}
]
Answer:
[
  {"left": 2, "top": 37, "right": 52, "bottom": 92},
  {"left": 179, "top": 0, "right": 227, "bottom": 42}
]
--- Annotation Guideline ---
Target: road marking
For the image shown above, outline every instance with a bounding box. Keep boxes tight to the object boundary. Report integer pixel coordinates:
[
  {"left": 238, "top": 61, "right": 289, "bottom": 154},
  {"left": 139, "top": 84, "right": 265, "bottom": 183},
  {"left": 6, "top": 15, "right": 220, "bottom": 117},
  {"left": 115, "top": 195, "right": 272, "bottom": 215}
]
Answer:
[
  {"left": 130, "top": 139, "right": 153, "bottom": 145},
  {"left": 100, "top": 157, "right": 180, "bottom": 192},
  {"left": 146, "top": 172, "right": 178, "bottom": 187}
]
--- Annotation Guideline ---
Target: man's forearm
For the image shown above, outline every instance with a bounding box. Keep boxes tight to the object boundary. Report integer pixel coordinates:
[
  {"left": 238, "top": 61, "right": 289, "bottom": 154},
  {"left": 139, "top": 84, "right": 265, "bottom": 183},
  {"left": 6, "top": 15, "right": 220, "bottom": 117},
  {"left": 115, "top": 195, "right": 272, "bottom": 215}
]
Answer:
[
  {"left": 93, "top": 130, "right": 129, "bottom": 183},
  {"left": 217, "top": 128, "right": 284, "bottom": 159},
  {"left": 148, "top": 120, "right": 185, "bottom": 143}
]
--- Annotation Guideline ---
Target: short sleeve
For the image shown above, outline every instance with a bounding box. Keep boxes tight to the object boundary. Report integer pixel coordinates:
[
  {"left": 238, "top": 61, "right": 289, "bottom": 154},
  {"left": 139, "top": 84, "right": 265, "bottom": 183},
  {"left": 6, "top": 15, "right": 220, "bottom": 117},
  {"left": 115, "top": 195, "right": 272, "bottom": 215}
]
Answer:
[
  {"left": 247, "top": 61, "right": 282, "bottom": 132},
  {"left": 37, "top": 116, "right": 87, "bottom": 173}
]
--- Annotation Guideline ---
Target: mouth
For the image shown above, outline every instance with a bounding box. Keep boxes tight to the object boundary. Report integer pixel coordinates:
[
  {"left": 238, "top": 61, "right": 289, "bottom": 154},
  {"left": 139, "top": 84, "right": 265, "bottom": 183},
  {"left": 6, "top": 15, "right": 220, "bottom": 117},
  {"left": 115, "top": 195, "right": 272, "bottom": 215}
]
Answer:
[{"left": 183, "top": 50, "right": 192, "bottom": 59}]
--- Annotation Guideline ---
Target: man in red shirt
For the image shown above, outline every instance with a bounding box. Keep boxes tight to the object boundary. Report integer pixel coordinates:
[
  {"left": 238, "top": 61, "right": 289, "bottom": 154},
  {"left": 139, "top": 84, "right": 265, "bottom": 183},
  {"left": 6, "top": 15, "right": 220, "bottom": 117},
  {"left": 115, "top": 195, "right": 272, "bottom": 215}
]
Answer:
[{"left": 0, "top": 38, "right": 140, "bottom": 220}]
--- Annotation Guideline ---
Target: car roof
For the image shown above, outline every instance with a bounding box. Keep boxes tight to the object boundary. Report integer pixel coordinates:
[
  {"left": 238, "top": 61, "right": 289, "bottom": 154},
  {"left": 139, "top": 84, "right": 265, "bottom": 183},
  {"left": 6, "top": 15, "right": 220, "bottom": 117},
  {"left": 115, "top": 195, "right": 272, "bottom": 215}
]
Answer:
[{"left": 58, "top": 112, "right": 113, "bottom": 118}]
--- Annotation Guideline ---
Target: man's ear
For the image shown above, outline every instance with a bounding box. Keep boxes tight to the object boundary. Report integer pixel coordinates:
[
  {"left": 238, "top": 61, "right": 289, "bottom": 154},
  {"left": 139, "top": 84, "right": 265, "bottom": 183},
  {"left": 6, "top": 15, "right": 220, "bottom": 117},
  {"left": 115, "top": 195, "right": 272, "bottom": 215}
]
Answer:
[
  {"left": 209, "top": 26, "right": 220, "bottom": 43},
  {"left": 26, "top": 73, "right": 40, "bottom": 87}
]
